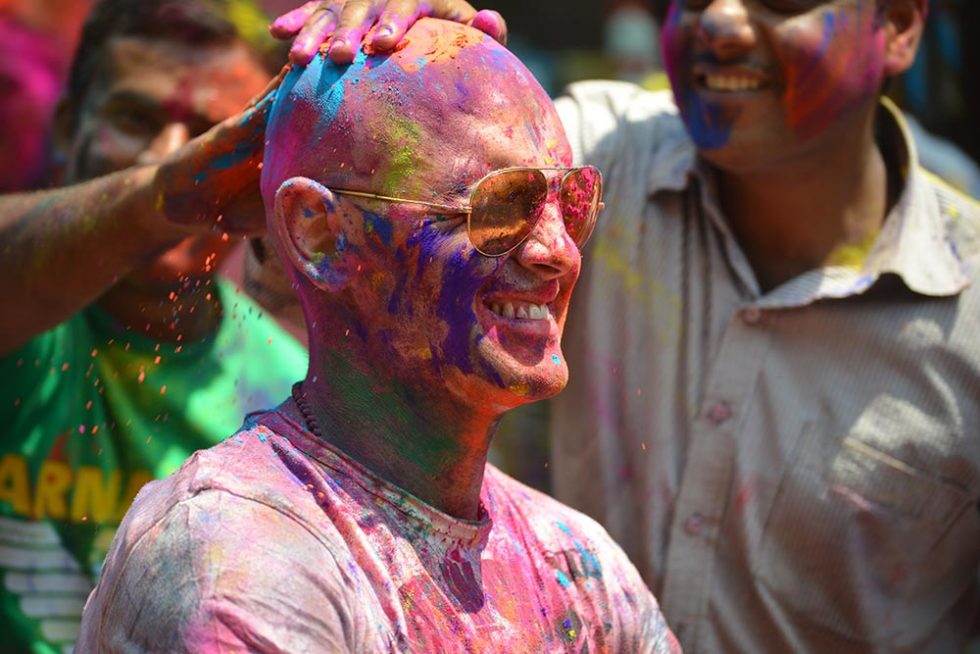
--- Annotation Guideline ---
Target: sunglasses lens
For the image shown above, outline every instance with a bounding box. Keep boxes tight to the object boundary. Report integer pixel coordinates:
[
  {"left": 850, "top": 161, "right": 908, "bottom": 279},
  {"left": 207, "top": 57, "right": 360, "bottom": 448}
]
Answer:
[
  {"left": 469, "top": 169, "right": 547, "bottom": 256},
  {"left": 560, "top": 167, "right": 602, "bottom": 247}
]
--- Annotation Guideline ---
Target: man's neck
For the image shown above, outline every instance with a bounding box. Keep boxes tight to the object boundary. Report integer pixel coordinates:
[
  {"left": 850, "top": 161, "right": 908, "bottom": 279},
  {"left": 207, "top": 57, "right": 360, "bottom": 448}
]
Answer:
[
  {"left": 715, "top": 110, "right": 893, "bottom": 293},
  {"left": 97, "top": 276, "right": 222, "bottom": 342},
  {"left": 299, "top": 346, "right": 501, "bottom": 521}
]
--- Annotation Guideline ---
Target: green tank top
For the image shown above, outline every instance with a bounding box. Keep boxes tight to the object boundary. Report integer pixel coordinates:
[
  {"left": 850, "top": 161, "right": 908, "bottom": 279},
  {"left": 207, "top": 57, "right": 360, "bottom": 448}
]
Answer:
[{"left": 0, "top": 278, "right": 307, "bottom": 653}]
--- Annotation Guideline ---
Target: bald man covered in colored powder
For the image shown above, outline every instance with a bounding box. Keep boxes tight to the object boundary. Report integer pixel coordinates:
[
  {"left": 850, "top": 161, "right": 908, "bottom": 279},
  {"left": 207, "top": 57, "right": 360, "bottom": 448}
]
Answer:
[{"left": 77, "top": 19, "right": 681, "bottom": 654}]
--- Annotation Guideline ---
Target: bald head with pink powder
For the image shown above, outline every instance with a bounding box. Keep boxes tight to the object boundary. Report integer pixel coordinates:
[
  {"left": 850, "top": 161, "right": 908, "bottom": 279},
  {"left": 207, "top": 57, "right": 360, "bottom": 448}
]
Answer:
[
  {"left": 262, "top": 18, "right": 569, "bottom": 212},
  {"left": 261, "top": 17, "right": 582, "bottom": 413}
]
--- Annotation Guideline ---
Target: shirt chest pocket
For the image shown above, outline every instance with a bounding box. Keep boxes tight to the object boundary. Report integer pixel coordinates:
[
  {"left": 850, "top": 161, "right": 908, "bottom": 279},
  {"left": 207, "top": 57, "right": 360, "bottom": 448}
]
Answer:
[{"left": 752, "top": 401, "right": 980, "bottom": 647}]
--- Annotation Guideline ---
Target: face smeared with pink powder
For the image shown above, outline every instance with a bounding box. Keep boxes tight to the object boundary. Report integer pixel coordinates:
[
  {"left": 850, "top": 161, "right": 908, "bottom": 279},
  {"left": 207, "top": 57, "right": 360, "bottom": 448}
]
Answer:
[
  {"left": 662, "top": 0, "right": 889, "bottom": 169},
  {"left": 265, "top": 19, "right": 581, "bottom": 414},
  {"left": 65, "top": 36, "right": 271, "bottom": 291}
]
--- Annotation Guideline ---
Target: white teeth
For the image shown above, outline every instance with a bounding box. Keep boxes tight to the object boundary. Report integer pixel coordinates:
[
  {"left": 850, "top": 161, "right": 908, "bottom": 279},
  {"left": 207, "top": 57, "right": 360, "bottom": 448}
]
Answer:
[
  {"left": 488, "top": 301, "right": 550, "bottom": 321},
  {"left": 704, "top": 74, "right": 762, "bottom": 92}
]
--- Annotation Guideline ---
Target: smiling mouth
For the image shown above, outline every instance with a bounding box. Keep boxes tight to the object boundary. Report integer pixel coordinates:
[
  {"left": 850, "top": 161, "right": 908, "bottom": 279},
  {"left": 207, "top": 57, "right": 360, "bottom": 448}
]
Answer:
[
  {"left": 486, "top": 300, "right": 552, "bottom": 321},
  {"left": 699, "top": 73, "right": 764, "bottom": 92}
]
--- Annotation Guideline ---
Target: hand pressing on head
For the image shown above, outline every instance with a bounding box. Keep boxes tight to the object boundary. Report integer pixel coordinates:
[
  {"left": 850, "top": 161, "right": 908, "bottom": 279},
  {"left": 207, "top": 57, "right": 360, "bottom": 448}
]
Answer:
[{"left": 270, "top": 0, "right": 507, "bottom": 65}]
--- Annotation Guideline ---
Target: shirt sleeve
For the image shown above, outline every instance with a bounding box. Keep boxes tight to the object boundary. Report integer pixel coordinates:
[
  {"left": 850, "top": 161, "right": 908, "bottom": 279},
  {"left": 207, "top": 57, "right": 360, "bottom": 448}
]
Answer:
[
  {"left": 532, "top": 486, "right": 683, "bottom": 654},
  {"left": 78, "top": 489, "right": 362, "bottom": 653},
  {"left": 602, "top": 535, "right": 683, "bottom": 654}
]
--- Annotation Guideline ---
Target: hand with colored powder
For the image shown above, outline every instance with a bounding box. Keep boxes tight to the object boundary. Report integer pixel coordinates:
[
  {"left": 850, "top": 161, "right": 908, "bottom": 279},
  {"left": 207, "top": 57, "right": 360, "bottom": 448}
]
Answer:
[
  {"left": 151, "top": 65, "right": 290, "bottom": 235},
  {"left": 270, "top": 0, "right": 506, "bottom": 64}
]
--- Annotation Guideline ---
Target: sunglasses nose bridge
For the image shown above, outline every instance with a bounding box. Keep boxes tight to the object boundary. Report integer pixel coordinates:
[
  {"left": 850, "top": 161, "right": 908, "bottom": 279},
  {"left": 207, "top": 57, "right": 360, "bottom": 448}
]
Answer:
[
  {"left": 522, "top": 197, "right": 578, "bottom": 255},
  {"left": 511, "top": 205, "right": 580, "bottom": 280}
]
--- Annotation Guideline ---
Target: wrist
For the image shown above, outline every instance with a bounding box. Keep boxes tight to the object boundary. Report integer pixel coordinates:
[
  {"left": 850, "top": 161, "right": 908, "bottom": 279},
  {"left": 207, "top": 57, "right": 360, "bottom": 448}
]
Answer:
[{"left": 137, "top": 163, "right": 197, "bottom": 245}]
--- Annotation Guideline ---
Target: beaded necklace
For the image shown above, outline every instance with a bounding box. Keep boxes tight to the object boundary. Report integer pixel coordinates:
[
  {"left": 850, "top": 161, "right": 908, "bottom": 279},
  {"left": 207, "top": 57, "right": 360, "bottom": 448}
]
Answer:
[{"left": 291, "top": 381, "right": 324, "bottom": 438}]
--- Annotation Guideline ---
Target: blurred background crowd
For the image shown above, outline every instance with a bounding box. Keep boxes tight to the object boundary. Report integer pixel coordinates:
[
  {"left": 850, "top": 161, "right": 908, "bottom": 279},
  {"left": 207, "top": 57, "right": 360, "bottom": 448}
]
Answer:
[
  {"left": 3, "top": 0, "right": 976, "bottom": 193},
  {"left": 2, "top": 0, "right": 977, "bottom": 492}
]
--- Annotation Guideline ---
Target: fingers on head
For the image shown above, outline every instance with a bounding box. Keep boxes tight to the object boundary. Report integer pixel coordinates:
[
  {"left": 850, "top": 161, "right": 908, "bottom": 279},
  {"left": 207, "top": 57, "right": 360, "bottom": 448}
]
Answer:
[
  {"left": 329, "top": 0, "right": 383, "bottom": 63},
  {"left": 289, "top": 2, "right": 343, "bottom": 64},
  {"left": 280, "top": 0, "right": 501, "bottom": 65},
  {"left": 270, "top": 0, "right": 325, "bottom": 37},
  {"left": 431, "top": 0, "right": 477, "bottom": 22},
  {"left": 372, "top": 0, "right": 490, "bottom": 51},
  {"left": 370, "top": 0, "right": 422, "bottom": 49},
  {"left": 468, "top": 9, "right": 507, "bottom": 44}
]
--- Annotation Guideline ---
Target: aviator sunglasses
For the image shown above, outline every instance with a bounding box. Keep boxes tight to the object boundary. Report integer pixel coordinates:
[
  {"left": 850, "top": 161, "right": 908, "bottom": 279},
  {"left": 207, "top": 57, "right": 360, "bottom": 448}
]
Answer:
[{"left": 331, "top": 166, "right": 604, "bottom": 257}]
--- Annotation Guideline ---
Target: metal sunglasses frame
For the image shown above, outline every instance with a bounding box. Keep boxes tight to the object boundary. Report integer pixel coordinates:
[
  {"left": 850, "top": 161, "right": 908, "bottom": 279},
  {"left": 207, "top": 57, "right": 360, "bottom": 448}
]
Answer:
[{"left": 330, "top": 166, "right": 604, "bottom": 257}]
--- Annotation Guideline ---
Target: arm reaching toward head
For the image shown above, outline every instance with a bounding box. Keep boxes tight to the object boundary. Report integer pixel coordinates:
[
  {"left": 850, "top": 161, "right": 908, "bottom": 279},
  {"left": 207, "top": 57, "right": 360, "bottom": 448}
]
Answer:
[
  {"left": 270, "top": 0, "right": 507, "bottom": 65},
  {"left": 0, "top": 70, "right": 286, "bottom": 356}
]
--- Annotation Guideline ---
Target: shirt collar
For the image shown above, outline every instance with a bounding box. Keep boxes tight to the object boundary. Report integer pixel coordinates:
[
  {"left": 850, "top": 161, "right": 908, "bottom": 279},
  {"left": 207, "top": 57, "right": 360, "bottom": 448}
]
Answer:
[
  {"left": 862, "top": 97, "right": 969, "bottom": 297},
  {"left": 650, "top": 97, "right": 970, "bottom": 302}
]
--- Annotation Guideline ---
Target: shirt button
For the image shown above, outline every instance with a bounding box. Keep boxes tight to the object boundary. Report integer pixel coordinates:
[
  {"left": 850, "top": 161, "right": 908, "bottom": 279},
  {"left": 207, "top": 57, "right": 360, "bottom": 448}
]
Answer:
[
  {"left": 684, "top": 513, "right": 704, "bottom": 536},
  {"left": 742, "top": 307, "right": 762, "bottom": 324},
  {"left": 706, "top": 401, "right": 731, "bottom": 424}
]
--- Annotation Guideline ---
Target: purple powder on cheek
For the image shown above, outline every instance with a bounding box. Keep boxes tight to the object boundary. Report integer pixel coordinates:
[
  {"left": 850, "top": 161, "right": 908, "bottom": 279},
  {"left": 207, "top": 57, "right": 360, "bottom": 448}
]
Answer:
[{"left": 428, "top": 242, "right": 492, "bottom": 375}]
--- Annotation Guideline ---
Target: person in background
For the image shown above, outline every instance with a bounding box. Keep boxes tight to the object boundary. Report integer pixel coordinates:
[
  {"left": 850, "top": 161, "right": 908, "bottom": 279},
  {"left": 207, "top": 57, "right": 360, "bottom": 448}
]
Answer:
[
  {"left": 603, "top": 0, "right": 668, "bottom": 90},
  {"left": 0, "top": 0, "right": 95, "bottom": 192},
  {"left": 78, "top": 19, "right": 679, "bottom": 653},
  {"left": 275, "top": 0, "right": 980, "bottom": 652},
  {"left": 0, "top": 1, "right": 307, "bottom": 651}
]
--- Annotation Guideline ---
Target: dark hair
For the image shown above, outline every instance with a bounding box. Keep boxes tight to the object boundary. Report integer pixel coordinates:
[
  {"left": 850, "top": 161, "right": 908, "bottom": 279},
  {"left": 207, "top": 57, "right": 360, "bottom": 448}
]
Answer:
[
  {"left": 649, "top": 0, "right": 671, "bottom": 24},
  {"left": 65, "top": 0, "right": 287, "bottom": 130}
]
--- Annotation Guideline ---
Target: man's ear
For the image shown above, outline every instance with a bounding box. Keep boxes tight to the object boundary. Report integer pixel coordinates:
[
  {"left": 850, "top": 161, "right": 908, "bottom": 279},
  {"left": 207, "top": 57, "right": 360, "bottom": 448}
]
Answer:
[
  {"left": 273, "top": 176, "right": 346, "bottom": 292},
  {"left": 881, "top": 0, "right": 927, "bottom": 77}
]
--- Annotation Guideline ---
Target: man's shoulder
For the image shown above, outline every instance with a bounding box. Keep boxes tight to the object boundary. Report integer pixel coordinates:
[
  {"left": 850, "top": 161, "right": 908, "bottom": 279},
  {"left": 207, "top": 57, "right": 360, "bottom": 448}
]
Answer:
[
  {"left": 555, "top": 80, "right": 692, "bottom": 173},
  {"left": 118, "top": 422, "right": 312, "bottom": 537},
  {"left": 484, "top": 465, "right": 626, "bottom": 560},
  {"left": 561, "top": 81, "right": 678, "bottom": 116},
  {"left": 80, "top": 422, "right": 369, "bottom": 653},
  {"left": 556, "top": 81, "right": 685, "bottom": 139}
]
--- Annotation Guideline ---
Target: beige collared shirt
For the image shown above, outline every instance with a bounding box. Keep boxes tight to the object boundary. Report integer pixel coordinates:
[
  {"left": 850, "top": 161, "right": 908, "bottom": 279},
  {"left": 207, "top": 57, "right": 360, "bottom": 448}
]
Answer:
[{"left": 550, "top": 82, "right": 980, "bottom": 653}]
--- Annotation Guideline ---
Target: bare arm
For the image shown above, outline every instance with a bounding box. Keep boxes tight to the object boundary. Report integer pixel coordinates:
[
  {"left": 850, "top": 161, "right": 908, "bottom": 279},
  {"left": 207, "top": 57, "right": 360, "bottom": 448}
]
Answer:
[
  {"left": 0, "top": 166, "right": 184, "bottom": 355},
  {"left": 0, "top": 73, "right": 284, "bottom": 356}
]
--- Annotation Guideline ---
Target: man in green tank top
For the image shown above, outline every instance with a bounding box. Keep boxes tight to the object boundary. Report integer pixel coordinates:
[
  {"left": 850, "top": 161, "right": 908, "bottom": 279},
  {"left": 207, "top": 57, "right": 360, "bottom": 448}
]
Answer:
[{"left": 0, "top": 2, "right": 306, "bottom": 651}]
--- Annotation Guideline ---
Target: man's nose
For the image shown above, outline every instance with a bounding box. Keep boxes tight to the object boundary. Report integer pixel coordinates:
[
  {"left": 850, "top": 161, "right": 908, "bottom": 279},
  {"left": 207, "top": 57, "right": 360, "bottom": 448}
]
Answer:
[
  {"left": 697, "top": 0, "right": 757, "bottom": 60},
  {"left": 512, "top": 202, "right": 579, "bottom": 279},
  {"left": 137, "top": 122, "right": 191, "bottom": 165}
]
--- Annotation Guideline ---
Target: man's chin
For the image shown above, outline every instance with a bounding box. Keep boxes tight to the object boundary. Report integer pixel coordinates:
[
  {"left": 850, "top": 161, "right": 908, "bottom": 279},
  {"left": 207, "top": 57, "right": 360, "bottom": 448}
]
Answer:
[
  {"left": 443, "top": 344, "right": 569, "bottom": 412},
  {"left": 481, "top": 346, "right": 570, "bottom": 404},
  {"left": 509, "top": 372, "right": 568, "bottom": 406}
]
